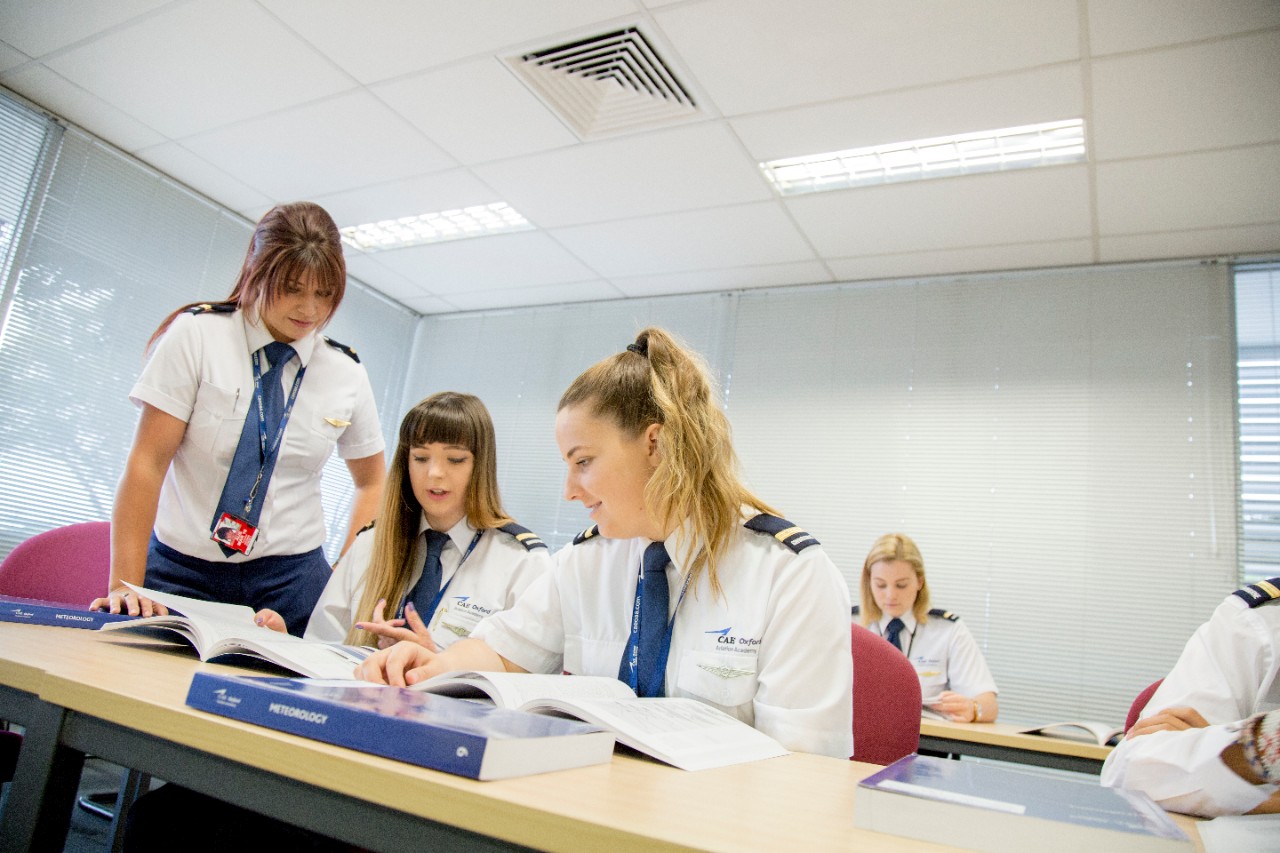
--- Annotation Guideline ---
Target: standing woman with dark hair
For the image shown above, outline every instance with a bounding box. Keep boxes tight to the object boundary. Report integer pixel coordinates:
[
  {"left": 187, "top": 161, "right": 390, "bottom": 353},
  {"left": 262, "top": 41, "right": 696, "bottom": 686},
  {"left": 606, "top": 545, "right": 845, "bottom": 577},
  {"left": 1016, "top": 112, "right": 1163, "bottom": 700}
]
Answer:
[
  {"left": 90, "top": 202, "right": 386, "bottom": 635},
  {"left": 356, "top": 327, "right": 853, "bottom": 758}
]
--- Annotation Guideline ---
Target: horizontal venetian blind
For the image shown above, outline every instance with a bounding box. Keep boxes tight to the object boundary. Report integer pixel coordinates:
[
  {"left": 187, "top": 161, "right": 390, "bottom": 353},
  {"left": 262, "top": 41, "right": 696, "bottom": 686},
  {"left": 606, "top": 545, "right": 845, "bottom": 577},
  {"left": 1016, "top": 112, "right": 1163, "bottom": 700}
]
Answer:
[{"left": 1235, "top": 262, "right": 1280, "bottom": 586}]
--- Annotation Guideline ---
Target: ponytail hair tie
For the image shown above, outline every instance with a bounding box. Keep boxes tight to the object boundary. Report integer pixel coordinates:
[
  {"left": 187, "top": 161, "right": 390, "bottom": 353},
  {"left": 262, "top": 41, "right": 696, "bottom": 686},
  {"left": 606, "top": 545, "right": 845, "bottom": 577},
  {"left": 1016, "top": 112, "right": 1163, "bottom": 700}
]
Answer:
[{"left": 626, "top": 342, "right": 647, "bottom": 356}]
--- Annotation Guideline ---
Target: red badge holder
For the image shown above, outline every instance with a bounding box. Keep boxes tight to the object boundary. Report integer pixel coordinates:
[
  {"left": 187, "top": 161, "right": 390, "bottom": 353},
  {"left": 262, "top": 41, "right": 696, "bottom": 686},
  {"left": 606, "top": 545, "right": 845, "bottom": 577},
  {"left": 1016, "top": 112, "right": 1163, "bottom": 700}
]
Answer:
[{"left": 211, "top": 512, "right": 259, "bottom": 555}]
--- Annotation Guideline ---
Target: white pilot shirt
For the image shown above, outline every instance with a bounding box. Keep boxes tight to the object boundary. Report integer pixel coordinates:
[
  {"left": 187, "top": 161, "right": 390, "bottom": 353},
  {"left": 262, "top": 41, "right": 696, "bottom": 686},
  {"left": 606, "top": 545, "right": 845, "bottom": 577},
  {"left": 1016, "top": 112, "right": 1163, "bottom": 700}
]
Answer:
[
  {"left": 471, "top": 517, "right": 854, "bottom": 759},
  {"left": 1100, "top": 590, "right": 1280, "bottom": 817},
  {"left": 871, "top": 610, "right": 998, "bottom": 705},
  {"left": 305, "top": 516, "right": 550, "bottom": 648},
  {"left": 130, "top": 308, "right": 384, "bottom": 561}
]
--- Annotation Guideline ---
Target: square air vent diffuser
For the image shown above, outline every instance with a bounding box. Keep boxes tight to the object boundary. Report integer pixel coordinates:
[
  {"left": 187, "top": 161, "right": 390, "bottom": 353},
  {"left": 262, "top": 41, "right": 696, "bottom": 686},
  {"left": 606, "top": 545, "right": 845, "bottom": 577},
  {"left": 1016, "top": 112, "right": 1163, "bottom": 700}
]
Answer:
[{"left": 505, "top": 27, "right": 700, "bottom": 140}]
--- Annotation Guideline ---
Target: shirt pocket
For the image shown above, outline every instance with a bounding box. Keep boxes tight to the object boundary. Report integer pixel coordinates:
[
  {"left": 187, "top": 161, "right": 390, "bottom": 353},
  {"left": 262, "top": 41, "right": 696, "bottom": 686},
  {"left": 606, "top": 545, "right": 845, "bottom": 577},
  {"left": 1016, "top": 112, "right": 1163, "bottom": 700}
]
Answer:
[
  {"left": 564, "top": 634, "right": 625, "bottom": 678},
  {"left": 676, "top": 650, "right": 759, "bottom": 708},
  {"left": 913, "top": 658, "right": 947, "bottom": 704},
  {"left": 282, "top": 413, "right": 348, "bottom": 474},
  {"left": 187, "top": 381, "right": 240, "bottom": 462}
]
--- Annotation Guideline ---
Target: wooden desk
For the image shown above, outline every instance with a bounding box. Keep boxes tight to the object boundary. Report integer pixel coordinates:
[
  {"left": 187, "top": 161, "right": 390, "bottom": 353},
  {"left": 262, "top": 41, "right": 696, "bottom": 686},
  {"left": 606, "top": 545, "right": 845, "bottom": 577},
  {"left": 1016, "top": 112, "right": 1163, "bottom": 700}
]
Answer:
[
  {"left": 0, "top": 624, "right": 1198, "bottom": 852},
  {"left": 919, "top": 718, "right": 1113, "bottom": 774}
]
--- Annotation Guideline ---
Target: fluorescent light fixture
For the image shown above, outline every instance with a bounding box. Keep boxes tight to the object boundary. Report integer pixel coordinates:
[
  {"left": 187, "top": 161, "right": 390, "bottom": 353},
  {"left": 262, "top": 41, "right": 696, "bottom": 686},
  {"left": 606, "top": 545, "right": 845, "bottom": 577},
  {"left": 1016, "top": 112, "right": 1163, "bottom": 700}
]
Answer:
[
  {"left": 760, "top": 119, "right": 1087, "bottom": 196},
  {"left": 340, "top": 202, "right": 533, "bottom": 252}
]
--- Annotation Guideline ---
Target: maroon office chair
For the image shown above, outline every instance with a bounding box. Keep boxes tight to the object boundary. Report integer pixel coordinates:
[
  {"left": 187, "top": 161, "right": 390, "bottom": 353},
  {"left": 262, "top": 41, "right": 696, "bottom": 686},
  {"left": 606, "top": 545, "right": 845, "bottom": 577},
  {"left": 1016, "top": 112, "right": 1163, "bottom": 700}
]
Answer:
[
  {"left": 1124, "top": 678, "right": 1166, "bottom": 734},
  {"left": 0, "top": 520, "right": 112, "bottom": 605},
  {"left": 850, "top": 623, "right": 922, "bottom": 765}
]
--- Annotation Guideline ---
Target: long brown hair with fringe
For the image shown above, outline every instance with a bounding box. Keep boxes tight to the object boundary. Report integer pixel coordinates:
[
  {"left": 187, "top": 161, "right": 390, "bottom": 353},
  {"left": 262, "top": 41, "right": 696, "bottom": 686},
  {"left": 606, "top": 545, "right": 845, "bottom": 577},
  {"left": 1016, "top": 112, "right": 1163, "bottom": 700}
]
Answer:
[
  {"left": 859, "top": 532, "right": 931, "bottom": 626},
  {"left": 345, "top": 392, "right": 512, "bottom": 646},
  {"left": 558, "top": 327, "right": 777, "bottom": 597},
  {"left": 147, "top": 202, "right": 346, "bottom": 350}
]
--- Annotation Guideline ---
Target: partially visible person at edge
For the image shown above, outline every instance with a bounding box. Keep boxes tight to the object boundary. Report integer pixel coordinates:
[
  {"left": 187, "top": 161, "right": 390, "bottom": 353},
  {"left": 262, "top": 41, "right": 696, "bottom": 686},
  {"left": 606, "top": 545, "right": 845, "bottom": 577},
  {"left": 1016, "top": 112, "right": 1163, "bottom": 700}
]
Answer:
[
  {"left": 354, "top": 327, "right": 853, "bottom": 759},
  {"left": 1101, "top": 576, "right": 1280, "bottom": 817},
  {"left": 855, "top": 532, "right": 999, "bottom": 723},
  {"left": 259, "top": 391, "right": 551, "bottom": 648},
  {"left": 90, "top": 201, "right": 385, "bottom": 635}
]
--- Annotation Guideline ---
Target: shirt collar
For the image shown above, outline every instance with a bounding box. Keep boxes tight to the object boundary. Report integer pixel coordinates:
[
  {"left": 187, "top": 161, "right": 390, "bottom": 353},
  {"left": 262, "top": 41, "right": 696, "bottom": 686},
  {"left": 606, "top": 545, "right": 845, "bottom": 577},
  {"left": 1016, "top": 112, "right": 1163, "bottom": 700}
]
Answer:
[
  {"left": 879, "top": 611, "right": 918, "bottom": 634},
  {"left": 418, "top": 514, "right": 477, "bottom": 553},
  {"left": 239, "top": 309, "right": 317, "bottom": 366}
]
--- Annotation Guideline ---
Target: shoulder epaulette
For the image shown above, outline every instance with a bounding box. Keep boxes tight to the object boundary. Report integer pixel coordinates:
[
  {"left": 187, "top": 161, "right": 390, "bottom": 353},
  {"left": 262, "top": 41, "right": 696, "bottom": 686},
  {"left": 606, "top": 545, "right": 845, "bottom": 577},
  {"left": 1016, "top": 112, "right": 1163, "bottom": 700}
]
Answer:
[
  {"left": 497, "top": 522, "right": 547, "bottom": 551},
  {"left": 851, "top": 605, "right": 861, "bottom": 617},
  {"left": 184, "top": 302, "right": 235, "bottom": 315},
  {"left": 572, "top": 525, "right": 599, "bottom": 545},
  {"left": 323, "top": 336, "right": 360, "bottom": 363},
  {"left": 357, "top": 519, "right": 375, "bottom": 534},
  {"left": 1232, "top": 577, "right": 1280, "bottom": 608},
  {"left": 928, "top": 608, "right": 959, "bottom": 621},
  {"left": 742, "top": 513, "right": 819, "bottom": 552}
]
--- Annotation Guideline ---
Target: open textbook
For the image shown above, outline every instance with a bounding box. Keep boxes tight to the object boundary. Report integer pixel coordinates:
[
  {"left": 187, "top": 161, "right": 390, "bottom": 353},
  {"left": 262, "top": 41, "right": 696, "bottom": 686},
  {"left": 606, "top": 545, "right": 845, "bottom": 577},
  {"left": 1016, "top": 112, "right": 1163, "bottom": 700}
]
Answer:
[
  {"left": 1017, "top": 720, "right": 1125, "bottom": 746},
  {"left": 98, "top": 583, "right": 371, "bottom": 679},
  {"left": 410, "top": 670, "right": 790, "bottom": 771}
]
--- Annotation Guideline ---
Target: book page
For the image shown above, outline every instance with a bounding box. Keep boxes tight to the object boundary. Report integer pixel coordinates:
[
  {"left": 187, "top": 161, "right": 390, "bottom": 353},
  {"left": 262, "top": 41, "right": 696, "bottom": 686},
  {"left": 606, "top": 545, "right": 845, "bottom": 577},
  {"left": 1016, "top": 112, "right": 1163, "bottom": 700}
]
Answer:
[
  {"left": 525, "top": 696, "right": 789, "bottom": 771},
  {"left": 1018, "top": 721, "right": 1123, "bottom": 745},
  {"left": 416, "top": 671, "right": 636, "bottom": 708},
  {"left": 233, "top": 636, "right": 371, "bottom": 680}
]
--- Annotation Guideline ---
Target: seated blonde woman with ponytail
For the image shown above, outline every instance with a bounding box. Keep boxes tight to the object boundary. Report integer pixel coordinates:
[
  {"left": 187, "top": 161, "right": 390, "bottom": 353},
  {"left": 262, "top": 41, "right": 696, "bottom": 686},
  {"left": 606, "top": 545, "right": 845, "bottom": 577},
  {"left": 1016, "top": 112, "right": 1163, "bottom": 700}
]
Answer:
[{"left": 356, "top": 328, "right": 853, "bottom": 759}]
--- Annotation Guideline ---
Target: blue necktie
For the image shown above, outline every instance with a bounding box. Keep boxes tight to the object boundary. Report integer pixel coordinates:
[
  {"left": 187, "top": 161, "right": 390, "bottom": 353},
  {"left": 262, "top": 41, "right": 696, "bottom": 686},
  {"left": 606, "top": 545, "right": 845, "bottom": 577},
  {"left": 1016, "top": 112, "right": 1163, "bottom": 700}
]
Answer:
[
  {"left": 407, "top": 529, "right": 450, "bottom": 618},
  {"left": 210, "top": 341, "right": 295, "bottom": 556},
  {"left": 620, "top": 541, "right": 671, "bottom": 697},
  {"left": 885, "top": 617, "right": 906, "bottom": 652}
]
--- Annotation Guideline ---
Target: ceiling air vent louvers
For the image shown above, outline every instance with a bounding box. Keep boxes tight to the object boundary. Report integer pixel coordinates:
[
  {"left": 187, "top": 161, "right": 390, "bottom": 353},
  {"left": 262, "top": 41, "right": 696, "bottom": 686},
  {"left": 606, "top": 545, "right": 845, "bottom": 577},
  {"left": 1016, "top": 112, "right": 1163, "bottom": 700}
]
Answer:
[{"left": 505, "top": 27, "right": 699, "bottom": 140}]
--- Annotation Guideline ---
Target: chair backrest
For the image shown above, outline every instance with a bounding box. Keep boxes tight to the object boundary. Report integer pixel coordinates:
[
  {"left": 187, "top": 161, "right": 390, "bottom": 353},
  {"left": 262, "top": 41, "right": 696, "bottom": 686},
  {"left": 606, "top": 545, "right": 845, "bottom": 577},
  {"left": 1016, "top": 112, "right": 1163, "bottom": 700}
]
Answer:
[
  {"left": 0, "top": 521, "right": 111, "bottom": 606},
  {"left": 1124, "top": 678, "right": 1165, "bottom": 733},
  {"left": 850, "top": 622, "right": 922, "bottom": 765}
]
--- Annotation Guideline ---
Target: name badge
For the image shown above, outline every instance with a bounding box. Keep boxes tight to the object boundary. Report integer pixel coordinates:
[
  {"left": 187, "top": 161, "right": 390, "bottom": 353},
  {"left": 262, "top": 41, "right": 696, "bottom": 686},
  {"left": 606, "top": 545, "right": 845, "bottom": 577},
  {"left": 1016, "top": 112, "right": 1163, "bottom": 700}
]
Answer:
[{"left": 211, "top": 512, "right": 259, "bottom": 555}]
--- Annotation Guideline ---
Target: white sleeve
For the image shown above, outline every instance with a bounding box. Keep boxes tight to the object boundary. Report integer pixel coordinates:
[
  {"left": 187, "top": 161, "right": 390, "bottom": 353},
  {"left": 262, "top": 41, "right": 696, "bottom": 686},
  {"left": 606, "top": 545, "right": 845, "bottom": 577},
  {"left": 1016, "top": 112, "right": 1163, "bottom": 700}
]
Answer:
[
  {"left": 303, "top": 529, "right": 373, "bottom": 642},
  {"left": 128, "top": 313, "right": 202, "bottom": 421},
  {"left": 944, "top": 619, "right": 999, "bottom": 697},
  {"left": 471, "top": 544, "right": 570, "bottom": 674},
  {"left": 335, "top": 365, "right": 384, "bottom": 460},
  {"left": 751, "top": 547, "right": 853, "bottom": 759},
  {"left": 1101, "top": 724, "right": 1278, "bottom": 817}
]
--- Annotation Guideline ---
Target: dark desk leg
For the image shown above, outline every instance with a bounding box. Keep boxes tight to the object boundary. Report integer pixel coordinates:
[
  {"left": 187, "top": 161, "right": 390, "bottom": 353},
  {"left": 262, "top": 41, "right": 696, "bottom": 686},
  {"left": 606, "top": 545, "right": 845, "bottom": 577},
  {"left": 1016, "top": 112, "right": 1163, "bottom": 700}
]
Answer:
[{"left": 0, "top": 699, "right": 85, "bottom": 853}]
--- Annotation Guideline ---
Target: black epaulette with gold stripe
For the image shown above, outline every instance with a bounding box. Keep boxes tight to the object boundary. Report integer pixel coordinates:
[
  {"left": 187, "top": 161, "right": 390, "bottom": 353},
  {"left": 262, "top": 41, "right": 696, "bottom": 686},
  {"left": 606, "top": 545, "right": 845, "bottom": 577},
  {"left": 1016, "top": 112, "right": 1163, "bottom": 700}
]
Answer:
[
  {"left": 184, "top": 302, "right": 235, "bottom": 315},
  {"left": 1233, "top": 577, "right": 1280, "bottom": 608},
  {"left": 498, "top": 523, "right": 547, "bottom": 551},
  {"left": 324, "top": 336, "right": 360, "bottom": 363},
  {"left": 743, "top": 514, "right": 819, "bottom": 552},
  {"left": 928, "top": 608, "right": 959, "bottom": 621},
  {"left": 851, "top": 605, "right": 861, "bottom": 617},
  {"left": 356, "top": 519, "right": 375, "bottom": 534},
  {"left": 572, "top": 524, "right": 599, "bottom": 545}
]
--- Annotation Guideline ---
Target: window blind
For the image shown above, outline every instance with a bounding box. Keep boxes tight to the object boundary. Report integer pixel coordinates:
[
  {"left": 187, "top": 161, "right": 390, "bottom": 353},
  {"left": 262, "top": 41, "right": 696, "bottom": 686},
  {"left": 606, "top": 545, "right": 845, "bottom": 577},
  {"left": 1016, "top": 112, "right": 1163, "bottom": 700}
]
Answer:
[{"left": 1235, "top": 262, "right": 1280, "bottom": 586}]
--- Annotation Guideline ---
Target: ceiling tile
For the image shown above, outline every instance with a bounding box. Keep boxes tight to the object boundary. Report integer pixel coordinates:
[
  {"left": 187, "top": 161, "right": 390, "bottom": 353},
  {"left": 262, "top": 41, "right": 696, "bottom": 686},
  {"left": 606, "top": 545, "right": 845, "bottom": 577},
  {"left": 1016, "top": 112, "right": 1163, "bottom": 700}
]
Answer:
[
  {"left": 443, "top": 279, "right": 621, "bottom": 313},
  {"left": 551, "top": 202, "right": 816, "bottom": 277},
  {"left": 827, "top": 241, "right": 1095, "bottom": 283},
  {"left": 261, "top": 0, "right": 636, "bottom": 84},
  {"left": 43, "top": 0, "right": 355, "bottom": 138},
  {"left": 786, "top": 166, "right": 1093, "bottom": 257},
  {"left": 1100, "top": 224, "right": 1280, "bottom": 263},
  {"left": 611, "top": 261, "right": 834, "bottom": 298},
  {"left": 372, "top": 57, "right": 577, "bottom": 165},
  {"left": 133, "top": 141, "right": 274, "bottom": 212},
  {"left": 0, "top": 0, "right": 171, "bottom": 57},
  {"left": 731, "top": 65, "right": 1084, "bottom": 162},
  {"left": 1, "top": 63, "right": 165, "bottom": 151},
  {"left": 655, "top": 0, "right": 1079, "bottom": 115},
  {"left": 345, "top": 255, "right": 430, "bottom": 302},
  {"left": 0, "top": 40, "right": 31, "bottom": 73},
  {"left": 1092, "top": 32, "right": 1280, "bottom": 161},
  {"left": 313, "top": 170, "right": 504, "bottom": 230},
  {"left": 181, "top": 91, "right": 455, "bottom": 199},
  {"left": 399, "top": 293, "right": 460, "bottom": 315},
  {"left": 1096, "top": 144, "right": 1280, "bottom": 235},
  {"left": 370, "top": 230, "right": 598, "bottom": 294},
  {"left": 474, "top": 121, "right": 771, "bottom": 227},
  {"left": 1088, "top": 0, "right": 1280, "bottom": 56}
]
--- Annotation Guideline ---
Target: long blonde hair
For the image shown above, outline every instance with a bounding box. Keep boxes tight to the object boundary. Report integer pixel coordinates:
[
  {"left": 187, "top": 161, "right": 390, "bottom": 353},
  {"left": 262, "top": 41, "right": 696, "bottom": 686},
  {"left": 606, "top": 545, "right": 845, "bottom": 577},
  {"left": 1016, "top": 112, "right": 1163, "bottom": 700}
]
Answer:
[
  {"left": 558, "top": 327, "right": 776, "bottom": 597},
  {"left": 859, "top": 532, "right": 931, "bottom": 626},
  {"left": 346, "top": 392, "right": 512, "bottom": 646}
]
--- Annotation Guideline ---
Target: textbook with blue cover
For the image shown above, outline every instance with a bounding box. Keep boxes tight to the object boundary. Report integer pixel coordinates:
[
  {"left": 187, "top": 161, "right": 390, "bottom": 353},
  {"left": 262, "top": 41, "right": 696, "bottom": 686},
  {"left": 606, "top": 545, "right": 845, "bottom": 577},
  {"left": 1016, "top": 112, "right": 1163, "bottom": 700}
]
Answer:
[
  {"left": 0, "top": 595, "right": 136, "bottom": 629},
  {"left": 855, "top": 754, "right": 1192, "bottom": 852},
  {"left": 185, "top": 672, "right": 616, "bottom": 781}
]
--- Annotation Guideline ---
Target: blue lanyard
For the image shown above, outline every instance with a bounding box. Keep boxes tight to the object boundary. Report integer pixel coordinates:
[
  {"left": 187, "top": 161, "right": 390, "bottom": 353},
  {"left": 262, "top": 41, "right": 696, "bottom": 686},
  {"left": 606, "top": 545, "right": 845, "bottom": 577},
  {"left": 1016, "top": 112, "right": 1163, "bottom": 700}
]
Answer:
[
  {"left": 624, "top": 552, "right": 692, "bottom": 696},
  {"left": 399, "top": 530, "right": 483, "bottom": 620},
  {"left": 242, "top": 349, "right": 305, "bottom": 516}
]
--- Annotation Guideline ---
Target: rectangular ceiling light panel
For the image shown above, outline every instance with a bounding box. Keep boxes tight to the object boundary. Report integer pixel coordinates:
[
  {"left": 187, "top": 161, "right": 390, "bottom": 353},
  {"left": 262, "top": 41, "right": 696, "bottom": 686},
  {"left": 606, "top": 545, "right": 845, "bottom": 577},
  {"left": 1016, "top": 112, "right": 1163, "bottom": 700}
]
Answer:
[
  {"left": 761, "top": 119, "right": 1087, "bottom": 196},
  {"left": 340, "top": 202, "right": 533, "bottom": 252}
]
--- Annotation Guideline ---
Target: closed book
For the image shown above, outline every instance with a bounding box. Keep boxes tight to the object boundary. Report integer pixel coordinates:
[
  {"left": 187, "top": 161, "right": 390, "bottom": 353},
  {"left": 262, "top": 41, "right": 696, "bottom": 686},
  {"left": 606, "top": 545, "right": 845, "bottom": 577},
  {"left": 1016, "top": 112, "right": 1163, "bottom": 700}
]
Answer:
[
  {"left": 185, "top": 672, "right": 616, "bottom": 781},
  {"left": 0, "top": 595, "right": 136, "bottom": 629},
  {"left": 855, "top": 754, "right": 1193, "bottom": 853}
]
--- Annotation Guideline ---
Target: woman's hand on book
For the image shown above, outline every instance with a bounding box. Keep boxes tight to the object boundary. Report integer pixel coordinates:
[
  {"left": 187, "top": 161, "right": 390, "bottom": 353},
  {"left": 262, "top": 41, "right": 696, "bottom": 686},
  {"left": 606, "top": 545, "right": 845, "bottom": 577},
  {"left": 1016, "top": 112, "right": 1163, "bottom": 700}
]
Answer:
[
  {"left": 89, "top": 586, "right": 168, "bottom": 618},
  {"left": 1126, "top": 705, "right": 1209, "bottom": 740},
  {"left": 355, "top": 599, "right": 440, "bottom": 651},
  {"left": 353, "top": 640, "right": 438, "bottom": 687},
  {"left": 254, "top": 609, "right": 287, "bottom": 633},
  {"left": 930, "top": 691, "right": 977, "bottom": 722}
]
